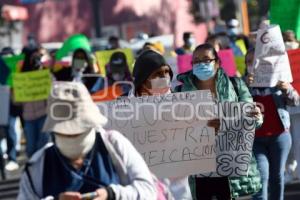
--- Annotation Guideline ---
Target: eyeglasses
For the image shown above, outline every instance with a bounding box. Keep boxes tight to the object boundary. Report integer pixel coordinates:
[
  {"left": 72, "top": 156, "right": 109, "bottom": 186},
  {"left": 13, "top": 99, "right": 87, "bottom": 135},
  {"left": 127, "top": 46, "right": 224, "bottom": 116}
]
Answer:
[{"left": 192, "top": 58, "right": 216, "bottom": 64}]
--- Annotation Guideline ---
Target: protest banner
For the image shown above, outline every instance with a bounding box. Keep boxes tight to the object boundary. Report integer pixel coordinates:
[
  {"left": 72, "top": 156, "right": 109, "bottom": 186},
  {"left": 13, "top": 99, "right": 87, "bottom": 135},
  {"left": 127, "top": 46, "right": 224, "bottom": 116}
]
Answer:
[
  {"left": 0, "top": 86, "right": 10, "bottom": 126},
  {"left": 3, "top": 54, "right": 24, "bottom": 86},
  {"left": 218, "top": 49, "right": 237, "bottom": 77},
  {"left": 199, "top": 101, "right": 256, "bottom": 177},
  {"left": 13, "top": 69, "right": 51, "bottom": 102},
  {"left": 251, "top": 25, "right": 293, "bottom": 87},
  {"left": 235, "top": 56, "right": 246, "bottom": 76},
  {"left": 95, "top": 48, "right": 134, "bottom": 76},
  {"left": 98, "top": 90, "right": 216, "bottom": 178},
  {"left": 177, "top": 54, "right": 192, "bottom": 74},
  {"left": 288, "top": 49, "right": 300, "bottom": 93},
  {"left": 270, "top": 0, "right": 300, "bottom": 40}
]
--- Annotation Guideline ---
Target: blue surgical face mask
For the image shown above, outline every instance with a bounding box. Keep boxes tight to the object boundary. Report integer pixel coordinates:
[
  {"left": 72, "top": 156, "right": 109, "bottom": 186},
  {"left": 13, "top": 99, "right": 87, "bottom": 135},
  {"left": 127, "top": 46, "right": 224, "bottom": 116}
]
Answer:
[
  {"left": 228, "top": 28, "right": 239, "bottom": 36},
  {"left": 192, "top": 62, "right": 216, "bottom": 81}
]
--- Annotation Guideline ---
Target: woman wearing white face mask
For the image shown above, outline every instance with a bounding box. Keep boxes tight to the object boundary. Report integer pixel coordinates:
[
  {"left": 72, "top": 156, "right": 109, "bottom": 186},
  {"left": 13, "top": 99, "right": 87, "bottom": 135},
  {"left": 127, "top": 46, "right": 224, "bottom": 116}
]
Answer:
[
  {"left": 71, "top": 48, "right": 103, "bottom": 94},
  {"left": 127, "top": 50, "right": 191, "bottom": 200},
  {"left": 18, "top": 81, "right": 157, "bottom": 200},
  {"left": 131, "top": 50, "right": 173, "bottom": 96},
  {"left": 105, "top": 52, "right": 133, "bottom": 95}
]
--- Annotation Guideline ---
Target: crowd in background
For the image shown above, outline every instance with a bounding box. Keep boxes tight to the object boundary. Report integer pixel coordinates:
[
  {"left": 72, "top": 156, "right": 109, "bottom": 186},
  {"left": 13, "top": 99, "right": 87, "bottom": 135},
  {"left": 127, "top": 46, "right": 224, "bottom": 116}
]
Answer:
[{"left": 0, "top": 17, "right": 300, "bottom": 200}]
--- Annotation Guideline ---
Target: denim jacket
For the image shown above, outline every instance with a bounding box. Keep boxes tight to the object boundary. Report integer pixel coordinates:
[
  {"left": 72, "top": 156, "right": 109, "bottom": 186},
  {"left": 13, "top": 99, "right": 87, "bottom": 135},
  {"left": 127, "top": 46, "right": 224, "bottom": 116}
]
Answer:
[{"left": 250, "top": 86, "right": 300, "bottom": 130}]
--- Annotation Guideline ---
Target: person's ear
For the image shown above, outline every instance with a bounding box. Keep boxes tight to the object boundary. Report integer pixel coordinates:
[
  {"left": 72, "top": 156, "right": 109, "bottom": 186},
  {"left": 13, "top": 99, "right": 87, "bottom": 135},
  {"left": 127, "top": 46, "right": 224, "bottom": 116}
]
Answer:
[{"left": 214, "top": 60, "right": 220, "bottom": 69}]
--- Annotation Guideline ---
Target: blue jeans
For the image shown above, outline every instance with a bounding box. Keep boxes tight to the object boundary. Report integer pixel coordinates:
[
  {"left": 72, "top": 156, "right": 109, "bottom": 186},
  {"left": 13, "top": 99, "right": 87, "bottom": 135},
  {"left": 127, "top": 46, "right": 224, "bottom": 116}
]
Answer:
[
  {"left": 252, "top": 132, "right": 291, "bottom": 200},
  {"left": 23, "top": 116, "right": 49, "bottom": 158},
  {"left": 4, "top": 116, "right": 18, "bottom": 161}
]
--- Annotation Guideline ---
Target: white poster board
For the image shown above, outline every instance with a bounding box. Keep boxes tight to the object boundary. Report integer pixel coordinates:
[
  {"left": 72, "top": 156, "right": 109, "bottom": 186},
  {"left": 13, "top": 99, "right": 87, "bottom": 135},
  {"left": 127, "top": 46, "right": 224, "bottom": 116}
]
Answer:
[
  {"left": 0, "top": 86, "right": 10, "bottom": 126},
  {"left": 251, "top": 25, "right": 293, "bottom": 87},
  {"left": 199, "top": 101, "right": 256, "bottom": 177},
  {"left": 98, "top": 90, "right": 216, "bottom": 178}
]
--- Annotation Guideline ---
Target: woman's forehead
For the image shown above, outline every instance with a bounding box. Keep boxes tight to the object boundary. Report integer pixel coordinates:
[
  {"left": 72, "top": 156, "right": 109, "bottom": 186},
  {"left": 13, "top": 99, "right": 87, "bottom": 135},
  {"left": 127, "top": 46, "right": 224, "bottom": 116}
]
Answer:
[{"left": 193, "top": 49, "right": 214, "bottom": 59}]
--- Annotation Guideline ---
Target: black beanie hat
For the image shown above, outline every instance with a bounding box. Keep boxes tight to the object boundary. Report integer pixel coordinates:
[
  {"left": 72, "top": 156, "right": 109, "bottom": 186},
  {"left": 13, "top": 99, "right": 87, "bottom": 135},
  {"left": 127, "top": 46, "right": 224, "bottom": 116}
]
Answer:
[{"left": 133, "top": 50, "right": 173, "bottom": 90}]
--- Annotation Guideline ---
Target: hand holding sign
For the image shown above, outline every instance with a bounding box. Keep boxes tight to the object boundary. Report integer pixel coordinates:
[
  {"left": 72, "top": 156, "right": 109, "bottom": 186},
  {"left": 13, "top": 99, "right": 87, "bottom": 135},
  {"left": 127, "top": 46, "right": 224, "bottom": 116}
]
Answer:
[
  {"left": 207, "top": 118, "right": 220, "bottom": 134},
  {"left": 276, "top": 81, "right": 290, "bottom": 93}
]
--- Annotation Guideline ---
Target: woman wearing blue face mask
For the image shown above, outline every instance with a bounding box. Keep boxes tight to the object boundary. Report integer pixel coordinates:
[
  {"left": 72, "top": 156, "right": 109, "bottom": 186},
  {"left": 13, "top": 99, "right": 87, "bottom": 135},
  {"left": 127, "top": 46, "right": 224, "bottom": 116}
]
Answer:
[{"left": 175, "top": 43, "right": 263, "bottom": 200}]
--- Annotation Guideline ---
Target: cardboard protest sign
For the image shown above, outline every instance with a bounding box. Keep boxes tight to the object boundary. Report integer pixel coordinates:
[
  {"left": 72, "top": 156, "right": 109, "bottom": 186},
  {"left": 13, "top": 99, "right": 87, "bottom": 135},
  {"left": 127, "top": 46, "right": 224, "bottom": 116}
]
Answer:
[
  {"left": 251, "top": 25, "right": 293, "bottom": 87},
  {"left": 287, "top": 49, "right": 300, "bottom": 93},
  {"left": 0, "top": 86, "right": 10, "bottom": 126},
  {"left": 95, "top": 48, "right": 134, "bottom": 76},
  {"left": 98, "top": 90, "right": 216, "bottom": 178},
  {"left": 199, "top": 101, "right": 256, "bottom": 177},
  {"left": 13, "top": 69, "right": 51, "bottom": 102},
  {"left": 235, "top": 56, "right": 246, "bottom": 76},
  {"left": 177, "top": 54, "right": 192, "bottom": 74},
  {"left": 270, "top": 0, "right": 300, "bottom": 40},
  {"left": 235, "top": 40, "right": 247, "bottom": 55},
  {"left": 218, "top": 49, "right": 237, "bottom": 77},
  {"left": 3, "top": 54, "right": 24, "bottom": 86},
  {"left": 254, "top": 25, "right": 286, "bottom": 59}
]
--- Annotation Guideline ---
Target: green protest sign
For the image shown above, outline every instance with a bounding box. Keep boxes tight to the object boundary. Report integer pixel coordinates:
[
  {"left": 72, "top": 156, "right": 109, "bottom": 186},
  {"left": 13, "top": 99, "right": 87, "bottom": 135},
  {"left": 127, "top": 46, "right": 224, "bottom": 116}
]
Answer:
[
  {"left": 235, "top": 56, "right": 246, "bottom": 76},
  {"left": 95, "top": 48, "right": 135, "bottom": 76},
  {"left": 270, "top": 0, "right": 300, "bottom": 40},
  {"left": 13, "top": 69, "right": 51, "bottom": 102},
  {"left": 3, "top": 54, "right": 24, "bottom": 86}
]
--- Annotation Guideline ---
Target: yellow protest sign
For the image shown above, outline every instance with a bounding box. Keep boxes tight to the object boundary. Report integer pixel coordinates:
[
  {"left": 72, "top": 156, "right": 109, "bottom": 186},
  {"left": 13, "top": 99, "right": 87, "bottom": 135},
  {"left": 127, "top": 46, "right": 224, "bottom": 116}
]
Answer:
[
  {"left": 95, "top": 48, "right": 135, "bottom": 76},
  {"left": 13, "top": 69, "right": 51, "bottom": 102},
  {"left": 235, "top": 56, "right": 246, "bottom": 76},
  {"left": 235, "top": 39, "right": 247, "bottom": 55}
]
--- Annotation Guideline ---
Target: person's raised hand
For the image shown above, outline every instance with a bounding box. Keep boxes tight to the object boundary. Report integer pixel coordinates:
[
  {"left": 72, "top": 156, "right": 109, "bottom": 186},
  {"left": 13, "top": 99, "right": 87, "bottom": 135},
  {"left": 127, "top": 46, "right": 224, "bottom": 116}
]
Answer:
[{"left": 277, "top": 81, "right": 290, "bottom": 93}]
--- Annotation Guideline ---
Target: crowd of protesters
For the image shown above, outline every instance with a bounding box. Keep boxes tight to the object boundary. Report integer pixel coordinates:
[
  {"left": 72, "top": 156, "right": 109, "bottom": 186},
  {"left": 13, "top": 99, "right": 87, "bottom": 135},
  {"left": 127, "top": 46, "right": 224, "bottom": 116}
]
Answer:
[{"left": 0, "top": 17, "right": 300, "bottom": 200}]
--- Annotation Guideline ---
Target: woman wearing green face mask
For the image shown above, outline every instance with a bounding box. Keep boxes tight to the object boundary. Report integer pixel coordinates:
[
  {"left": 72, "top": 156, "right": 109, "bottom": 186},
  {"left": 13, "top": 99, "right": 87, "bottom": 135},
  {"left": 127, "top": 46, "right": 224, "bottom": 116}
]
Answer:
[{"left": 175, "top": 43, "right": 263, "bottom": 200}]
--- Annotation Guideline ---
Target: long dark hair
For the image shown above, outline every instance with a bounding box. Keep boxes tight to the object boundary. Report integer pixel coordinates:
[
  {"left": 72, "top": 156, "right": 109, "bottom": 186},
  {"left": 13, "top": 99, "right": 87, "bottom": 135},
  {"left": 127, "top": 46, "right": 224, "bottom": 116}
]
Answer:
[
  {"left": 21, "top": 46, "right": 41, "bottom": 72},
  {"left": 72, "top": 48, "right": 94, "bottom": 74}
]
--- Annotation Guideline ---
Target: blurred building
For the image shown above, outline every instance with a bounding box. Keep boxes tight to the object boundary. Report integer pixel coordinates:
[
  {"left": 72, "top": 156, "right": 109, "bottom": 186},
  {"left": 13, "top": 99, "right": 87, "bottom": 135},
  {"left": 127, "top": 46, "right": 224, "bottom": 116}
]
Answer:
[{"left": 0, "top": 0, "right": 217, "bottom": 47}]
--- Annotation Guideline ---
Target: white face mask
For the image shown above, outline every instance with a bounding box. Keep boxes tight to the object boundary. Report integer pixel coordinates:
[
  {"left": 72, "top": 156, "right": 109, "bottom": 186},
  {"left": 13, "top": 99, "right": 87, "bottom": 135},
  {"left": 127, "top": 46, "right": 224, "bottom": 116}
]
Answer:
[
  {"left": 73, "top": 59, "right": 88, "bottom": 73},
  {"left": 149, "top": 77, "right": 171, "bottom": 95},
  {"left": 55, "top": 129, "right": 96, "bottom": 160},
  {"left": 285, "top": 41, "right": 299, "bottom": 50}
]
